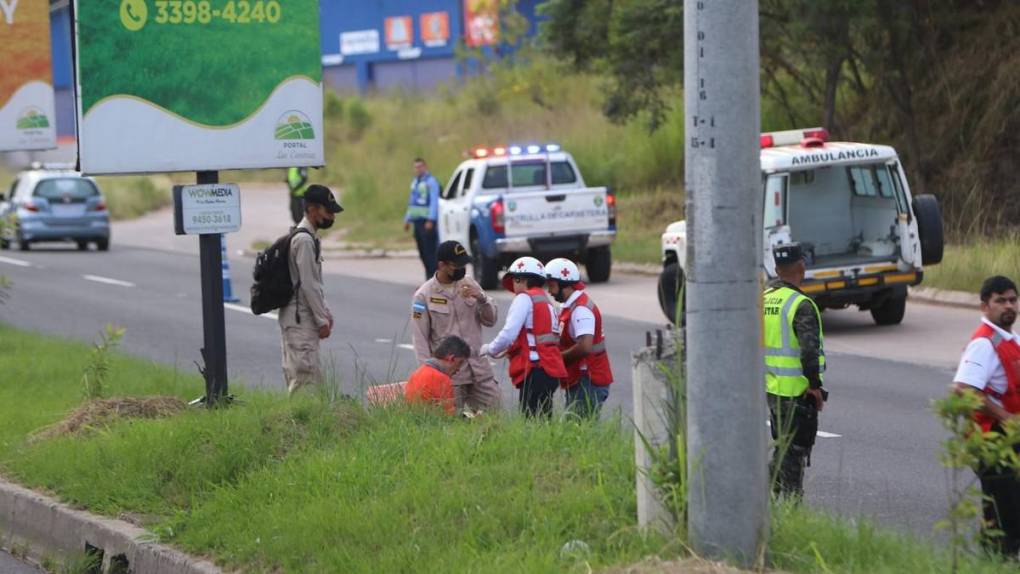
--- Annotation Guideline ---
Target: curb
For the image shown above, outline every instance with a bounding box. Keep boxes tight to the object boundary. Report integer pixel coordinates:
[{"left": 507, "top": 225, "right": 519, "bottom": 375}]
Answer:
[
  {"left": 0, "top": 478, "right": 221, "bottom": 574},
  {"left": 908, "top": 286, "right": 979, "bottom": 309}
]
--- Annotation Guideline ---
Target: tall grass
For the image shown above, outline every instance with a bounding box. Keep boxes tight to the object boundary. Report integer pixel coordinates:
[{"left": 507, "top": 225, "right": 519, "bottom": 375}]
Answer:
[
  {"left": 923, "top": 233, "right": 1020, "bottom": 293},
  {"left": 93, "top": 175, "right": 173, "bottom": 220}
]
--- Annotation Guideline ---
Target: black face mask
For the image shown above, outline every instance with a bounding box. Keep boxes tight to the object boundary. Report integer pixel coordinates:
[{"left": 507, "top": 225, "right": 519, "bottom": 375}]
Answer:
[
  {"left": 318, "top": 216, "right": 335, "bottom": 229},
  {"left": 449, "top": 267, "right": 467, "bottom": 281},
  {"left": 552, "top": 289, "right": 567, "bottom": 303}
]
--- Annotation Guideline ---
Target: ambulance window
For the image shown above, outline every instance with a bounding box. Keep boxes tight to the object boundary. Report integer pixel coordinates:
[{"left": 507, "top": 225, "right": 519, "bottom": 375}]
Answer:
[
  {"left": 460, "top": 169, "right": 474, "bottom": 197},
  {"left": 887, "top": 163, "right": 911, "bottom": 215},
  {"left": 873, "top": 167, "right": 896, "bottom": 199},
  {"left": 763, "top": 174, "right": 787, "bottom": 229},
  {"left": 848, "top": 166, "right": 878, "bottom": 197},
  {"left": 442, "top": 170, "right": 462, "bottom": 200}
]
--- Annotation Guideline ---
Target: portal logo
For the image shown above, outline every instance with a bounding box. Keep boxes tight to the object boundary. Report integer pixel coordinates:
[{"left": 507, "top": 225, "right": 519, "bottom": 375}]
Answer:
[
  {"left": 274, "top": 111, "right": 315, "bottom": 141},
  {"left": 16, "top": 107, "right": 49, "bottom": 130},
  {"left": 120, "top": 0, "right": 147, "bottom": 31}
]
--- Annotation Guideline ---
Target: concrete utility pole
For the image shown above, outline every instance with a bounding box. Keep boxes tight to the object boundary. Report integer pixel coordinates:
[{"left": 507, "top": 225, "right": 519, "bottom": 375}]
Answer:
[{"left": 683, "top": 0, "right": 768, "bottom": 565}]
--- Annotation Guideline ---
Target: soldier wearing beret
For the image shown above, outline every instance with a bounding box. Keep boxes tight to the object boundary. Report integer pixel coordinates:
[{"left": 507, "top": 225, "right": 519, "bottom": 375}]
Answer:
[{"left": 763, "top": 242, "right": 827, "bottom": 498}]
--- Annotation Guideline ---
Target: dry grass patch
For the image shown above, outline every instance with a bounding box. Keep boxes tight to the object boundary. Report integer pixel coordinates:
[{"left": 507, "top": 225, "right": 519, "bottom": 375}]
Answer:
[{"left": 30, "top": 396, "right": 186, "bottom": 442}]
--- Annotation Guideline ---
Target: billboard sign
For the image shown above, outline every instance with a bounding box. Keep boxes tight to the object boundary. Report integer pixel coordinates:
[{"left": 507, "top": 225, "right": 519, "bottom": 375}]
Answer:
[
  {"left": 463, "top": 0, "right": 498, "bottom": 48},
  {"left": 0, "top": 0, "right": 58, "bottom": 152},
  {"left": 73, "top": 0, "right": 324, "bottom": 174},
  {"left": 420, "top": 12, "right": 449, "bottom": 48},
  {"left": 384, "top": 16, "right": 412, "bottom": 50}
]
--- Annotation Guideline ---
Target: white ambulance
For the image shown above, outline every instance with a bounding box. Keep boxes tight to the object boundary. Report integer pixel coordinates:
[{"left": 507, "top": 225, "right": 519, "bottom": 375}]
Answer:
[{"left": 658, "top": 128, "right": 943, "bottom": 326}]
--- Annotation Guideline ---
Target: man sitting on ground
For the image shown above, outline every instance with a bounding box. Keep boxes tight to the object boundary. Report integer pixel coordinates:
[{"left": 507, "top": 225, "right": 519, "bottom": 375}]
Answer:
[{"left": 405, "top": 335, "right": 471, "bottom": 415}]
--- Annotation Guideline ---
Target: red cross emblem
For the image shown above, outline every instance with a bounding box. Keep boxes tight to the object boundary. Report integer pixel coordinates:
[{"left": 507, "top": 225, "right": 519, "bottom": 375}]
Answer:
[
  {"left": 516, "top": 261, "right": 525, "bottom": 270},
  {"left": 560, "top": 268, "right": 571, "bottom": 278}
]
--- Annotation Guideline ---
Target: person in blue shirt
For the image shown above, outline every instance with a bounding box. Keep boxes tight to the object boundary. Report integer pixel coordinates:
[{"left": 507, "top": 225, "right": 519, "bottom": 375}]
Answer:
[{"left": 404, "top": 157, "right": 441, "bottom": 279}]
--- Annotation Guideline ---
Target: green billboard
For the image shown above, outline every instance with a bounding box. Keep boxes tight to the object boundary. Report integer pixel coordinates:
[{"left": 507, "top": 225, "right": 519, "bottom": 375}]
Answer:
[{"left": 75, "top": 0, "right": 324, "bottom": 174}]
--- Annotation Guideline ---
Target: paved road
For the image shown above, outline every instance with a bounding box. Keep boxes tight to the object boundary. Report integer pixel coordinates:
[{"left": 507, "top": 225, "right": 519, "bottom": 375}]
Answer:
[
  {"left": 0, "top": 184, "right": 985, "bottom": 538},
  {"left": 0, "top": 550, "right": 43, "bottom": 574}
]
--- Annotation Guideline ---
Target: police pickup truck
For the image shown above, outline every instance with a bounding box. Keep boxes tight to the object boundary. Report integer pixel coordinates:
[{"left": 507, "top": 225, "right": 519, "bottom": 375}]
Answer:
[
  {"left": 439, "top": 144, "right": 616, "bottom": 289},
  {"left": 659, "top": 128, "right": 944, "bottom": 326}
]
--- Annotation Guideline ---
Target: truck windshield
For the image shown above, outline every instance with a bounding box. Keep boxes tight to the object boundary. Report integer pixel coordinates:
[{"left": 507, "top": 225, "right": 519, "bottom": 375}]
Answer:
[{"left": 482, "top": 161, "right": 577, "bottom": 189}]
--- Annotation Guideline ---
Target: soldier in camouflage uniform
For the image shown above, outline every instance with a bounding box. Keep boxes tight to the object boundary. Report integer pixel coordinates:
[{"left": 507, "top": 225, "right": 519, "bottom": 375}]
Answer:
[{"left": 763, "top": 243, "right": 827, "bottom": 498}]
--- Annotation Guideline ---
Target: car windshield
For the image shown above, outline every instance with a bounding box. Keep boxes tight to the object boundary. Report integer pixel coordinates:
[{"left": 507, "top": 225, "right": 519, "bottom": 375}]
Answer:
[
  {"left": 482, "top": 161, "right": 577, "bottom": 189},
  {"left": 33, "top": 178, "right": 99, "bottom": 201}
]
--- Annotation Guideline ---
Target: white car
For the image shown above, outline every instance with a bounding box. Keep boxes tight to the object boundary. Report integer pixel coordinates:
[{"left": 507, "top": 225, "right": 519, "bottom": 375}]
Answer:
[
  {"left": 439, "top": 144, "right": 616, "bottom": 289},
  {"left": 659, "top": 128, "right": 943, "bottom": 326}
]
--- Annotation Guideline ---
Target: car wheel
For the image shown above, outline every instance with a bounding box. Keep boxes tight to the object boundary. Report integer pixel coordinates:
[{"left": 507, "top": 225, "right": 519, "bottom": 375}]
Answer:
[
  {"left": 16, "top": 231, "right": 29, "bottom": 252},
  {"left": 870, "top": 290, "right": 907, "bottom": 326},
  {"left": 658, "top": 261, "right": 686, "bottom": 326},
  {"left": 586, "top": 246, "right": 612, "bottom": 283},
  {"left": 470, "top": 235, "right": 499, "bottom": 290},
  {"left": 76, "top": 240, "right": 89, "bottom": 251},
  {"left": 96, "top": 238, "right": 110, "bottom": 252}
]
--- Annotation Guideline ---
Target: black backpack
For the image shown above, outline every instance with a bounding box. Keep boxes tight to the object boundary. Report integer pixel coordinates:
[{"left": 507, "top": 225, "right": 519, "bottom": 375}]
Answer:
[{"left": 250, "top": 228, "right": 318, "bottom": 317}]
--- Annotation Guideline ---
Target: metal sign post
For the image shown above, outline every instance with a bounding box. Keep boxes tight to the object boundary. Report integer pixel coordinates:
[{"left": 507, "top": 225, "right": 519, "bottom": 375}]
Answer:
[
  {"left": 173, "top": 172, "right": 242, "bottom": 407},
  {"left": 683, "top": 0, "right": 768, "bottom": 565}
]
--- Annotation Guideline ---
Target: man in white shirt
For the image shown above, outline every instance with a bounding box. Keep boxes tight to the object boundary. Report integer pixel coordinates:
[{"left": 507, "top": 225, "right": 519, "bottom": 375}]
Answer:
[
  {"left": 479, "top": 257, "right": 566, "bottom": 417},
  {"left": 953, "top": 275, "right": 1020, "bottom": 557},
  {"left": 544, "top": 258, "right": 613, "bottom": 417}
]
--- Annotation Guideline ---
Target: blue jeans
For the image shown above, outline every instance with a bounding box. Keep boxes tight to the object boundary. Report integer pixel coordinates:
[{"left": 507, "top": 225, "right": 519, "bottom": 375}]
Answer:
[{"left": 565, "top": 375, "right": 609, "bottom": 418}]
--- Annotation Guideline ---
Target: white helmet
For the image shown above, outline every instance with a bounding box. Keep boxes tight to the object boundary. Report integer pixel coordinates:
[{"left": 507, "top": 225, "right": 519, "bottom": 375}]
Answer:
[
  {"left": 545, "top": 258, "right": 581, "bottom": 284},
  {"left": 502, "top": 256, "right": 545, "bottom": 292}
]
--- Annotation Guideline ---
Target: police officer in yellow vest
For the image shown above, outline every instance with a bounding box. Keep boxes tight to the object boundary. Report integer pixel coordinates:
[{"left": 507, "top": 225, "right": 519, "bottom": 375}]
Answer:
[
  {"left": 764, "top": 242, "right": 827, "bottom": 498},
  {"left": 287, "top": 167, "right": 309, "bottom": 225}
]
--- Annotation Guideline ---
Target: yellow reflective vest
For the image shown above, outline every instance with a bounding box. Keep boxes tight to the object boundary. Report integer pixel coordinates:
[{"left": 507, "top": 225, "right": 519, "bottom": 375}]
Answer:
[
  {"left": 287, "top": 167, "right": 308, "bottom": 198},
  {"left": 763, "top": 285, "right": 825, "bottom": 397}
]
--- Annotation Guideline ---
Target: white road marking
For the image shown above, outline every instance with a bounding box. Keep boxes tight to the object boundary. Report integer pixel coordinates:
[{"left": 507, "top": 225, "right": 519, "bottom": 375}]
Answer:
[
  {"left": 375, "top": 338, "right": 393, "bottom": 343},
  {"left": 224, "top": 302, "right": 277, "bottom": 320},
  {"left": 0, "top": 256, "right": 31, "bottom": 267},
  {"left": 83, "top": 274, "right": 135, "bottom": 288},
  {"left": 765, "top": 420, "right": 841, "bottom": 438},
  {"left": 397, "top": 344, "right": 415, "bottom": 351}
]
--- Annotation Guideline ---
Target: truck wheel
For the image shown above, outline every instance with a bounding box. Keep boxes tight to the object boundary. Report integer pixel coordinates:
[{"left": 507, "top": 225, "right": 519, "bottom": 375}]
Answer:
[
  {"left": 870, "top": 291, "right": 907, "bottom": 326},
  {"left": 658, "top": 262, "right": 685, "bottom": 326},
  {"left": 912, "top": 194, "right": 944, "bottom": 265},
  {"left": 96, "top": 238, "right": 110, "bottom": 252},
  {"left": 470, "top": 236, "right": 499, "bottom": 290},
  {"left": 76, "top": 240, "right": 89, "bottom": 251},
  {"left": 586, "top": 246, "right": 612, "bottom": 283}
]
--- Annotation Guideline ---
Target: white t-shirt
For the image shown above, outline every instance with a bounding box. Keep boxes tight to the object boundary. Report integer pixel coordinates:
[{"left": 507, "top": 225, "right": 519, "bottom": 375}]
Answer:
[
  {"left": 562, "top": 290, "right": 596, "bottom": 340},
  {"left": 954, "top": 318, "right": 1018, "bottom": 405},
  {"left": 488, "top": 292, "right": 559, "bottom": 362}
]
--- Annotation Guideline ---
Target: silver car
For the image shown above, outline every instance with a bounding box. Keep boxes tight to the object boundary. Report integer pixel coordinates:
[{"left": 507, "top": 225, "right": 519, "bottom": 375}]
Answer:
[{"left": 1, "top": 165, "right": 111, "bottom": 251}]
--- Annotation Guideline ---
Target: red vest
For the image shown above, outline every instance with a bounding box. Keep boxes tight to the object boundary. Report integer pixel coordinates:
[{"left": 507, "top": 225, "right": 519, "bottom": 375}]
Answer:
[
  {"left": 971, "top": 323, "right": 1020, "bottom": 432},
  {"left": 558, "top": 292, "right": 613, "bottom": 388},
  {"left": 508, "top": 288, "right": 568, "bottom": 386}
]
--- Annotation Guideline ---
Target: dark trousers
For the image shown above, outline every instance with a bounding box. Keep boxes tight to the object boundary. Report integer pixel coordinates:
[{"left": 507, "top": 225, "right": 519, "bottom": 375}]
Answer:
[
  {"left": 289, "top": 194, "right": 303, "bottom": 225},
  {"left": 412, "top": 220, "right": 439, "bottom": 279},
  {"left": 768, "top": 393, "right": 818, "bottom": 499},
  {"left": 518, "top": 366, "right": 560, "bottom": 418},
  {"left": 977, "top": 441, "right": 1020, "bottom": 557}
]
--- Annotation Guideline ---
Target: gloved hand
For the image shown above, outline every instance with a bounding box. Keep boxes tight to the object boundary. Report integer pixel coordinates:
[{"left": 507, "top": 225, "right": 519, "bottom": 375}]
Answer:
[{"left": 479, "top": 343, "right": 491, "bottom": 357}]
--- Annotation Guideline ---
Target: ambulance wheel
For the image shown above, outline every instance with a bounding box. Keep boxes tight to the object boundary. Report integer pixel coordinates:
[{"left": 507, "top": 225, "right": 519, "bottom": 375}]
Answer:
[
  {"left": 471, "top": 236, "right": 499, "bottom": 290},
  {"left": 870, "top": 290, "right": 907, "bottom": 326},
  {"left": 586, "top": 246, "right": 612, "bottom": 283},
  {"left": 912, "top": 194, "right": 944, "bottom": 265},
  {"left": 658, "top": 261, "right": 685, "bottom": 326}
]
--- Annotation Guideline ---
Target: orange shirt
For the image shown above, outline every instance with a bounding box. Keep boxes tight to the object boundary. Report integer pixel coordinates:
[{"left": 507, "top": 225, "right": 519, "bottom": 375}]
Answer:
[{"left": 404, "top": 361, "right": 455, "bottom": 415}]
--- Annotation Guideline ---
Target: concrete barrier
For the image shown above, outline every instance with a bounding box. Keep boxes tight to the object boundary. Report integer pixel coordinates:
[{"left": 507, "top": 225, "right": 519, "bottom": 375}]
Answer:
[
  {"left": 0, "top": 478, "right": 221, "bottom": 574},
  {"left": 632, "top": 333, "right": 680, "bottom": 535}
]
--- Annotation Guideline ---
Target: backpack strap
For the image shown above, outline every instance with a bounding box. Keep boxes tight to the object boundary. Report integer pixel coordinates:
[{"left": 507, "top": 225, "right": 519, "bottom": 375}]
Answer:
[{"left": 289, "top": 227, "right": 319, "bottom": 325}]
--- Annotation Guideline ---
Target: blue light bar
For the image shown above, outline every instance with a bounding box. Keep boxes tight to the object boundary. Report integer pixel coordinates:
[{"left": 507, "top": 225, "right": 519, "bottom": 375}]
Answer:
[
  {"left": 526, "top": 145, "right": 541, "bottom": 154},
  {"left": 545, "top": 144, "right": 561, "bottom": 152},
  {"left": 509, "top": 146, "right": 522, "bottom": 155}
]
